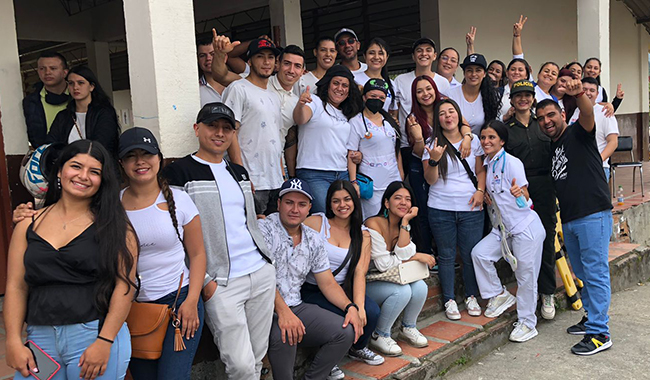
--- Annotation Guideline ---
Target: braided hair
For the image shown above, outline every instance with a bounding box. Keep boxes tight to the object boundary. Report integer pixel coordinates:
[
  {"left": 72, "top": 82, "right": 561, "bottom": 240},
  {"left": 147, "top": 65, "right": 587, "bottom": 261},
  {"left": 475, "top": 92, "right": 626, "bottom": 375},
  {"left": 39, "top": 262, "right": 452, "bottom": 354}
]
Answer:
[{"left": 158, "top": 169, "right": 183, "bottom": 244}]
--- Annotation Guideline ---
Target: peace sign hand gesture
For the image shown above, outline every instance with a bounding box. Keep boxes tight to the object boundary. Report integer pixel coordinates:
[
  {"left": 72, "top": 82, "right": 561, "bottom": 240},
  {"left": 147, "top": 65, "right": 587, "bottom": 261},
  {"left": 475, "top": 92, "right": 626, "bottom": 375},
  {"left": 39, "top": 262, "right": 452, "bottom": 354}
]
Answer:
[
  {"left": 514, "top": 15, "right": 527, "bottom": 36},
  {"left": 466, "top": 26, "right": 477, "bottom": 47}
]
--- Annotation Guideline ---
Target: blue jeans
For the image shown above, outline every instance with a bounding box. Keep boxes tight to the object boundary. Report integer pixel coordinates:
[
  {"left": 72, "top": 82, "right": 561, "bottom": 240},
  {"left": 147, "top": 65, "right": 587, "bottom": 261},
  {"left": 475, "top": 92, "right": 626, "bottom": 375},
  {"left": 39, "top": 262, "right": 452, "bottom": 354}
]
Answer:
[
  {"left": 300, "top": 283, "right": 380, "bottom": 350},
  {"left": 408, "top": 155, "right": 433, "bottom": 253},
  {"left": 562, "top": 210, "right": 613, "bottom": 335},
  {"left": 604, "top": 167, "right": 610, "bottom": 182},
  {"left": 296, "top": 169, "right": 349, "bottom": 214},
  {"left": 15, "top": 321, "right": 131, "bottom": 380},
  {"left": 428, "top": 208, "right": 483, "bottom": 302},
  {"left": 365, "top": 280, "right": 428, "bottom": 337},
  {"left": 129, "top": 285, "right": 205, "bottom": 380}
]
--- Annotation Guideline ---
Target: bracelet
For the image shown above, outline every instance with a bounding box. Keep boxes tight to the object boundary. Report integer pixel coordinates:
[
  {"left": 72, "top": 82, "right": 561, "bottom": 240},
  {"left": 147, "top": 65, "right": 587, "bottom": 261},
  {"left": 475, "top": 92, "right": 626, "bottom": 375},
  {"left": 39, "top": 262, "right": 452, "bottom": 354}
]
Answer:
[
  {"left": 576, "top": 91, "right": 585, "bottom": 98},
  {"left": 428, "top": 158, "right": 439, "bottom": 167},
  {"left": 415, "top": 139, "right": 424, "bottom": 143},
  {"left": 476, "top": 188, "right": 485, "bottom": 194},
  {"left": 350, "top": 179, "right": 358, "bottom": 184},
  {"left": 345, "top": 303, "right": 359, "bottom": 313},
  {"left": 97, "top": 335, "right": 114, "bottom": 344}
]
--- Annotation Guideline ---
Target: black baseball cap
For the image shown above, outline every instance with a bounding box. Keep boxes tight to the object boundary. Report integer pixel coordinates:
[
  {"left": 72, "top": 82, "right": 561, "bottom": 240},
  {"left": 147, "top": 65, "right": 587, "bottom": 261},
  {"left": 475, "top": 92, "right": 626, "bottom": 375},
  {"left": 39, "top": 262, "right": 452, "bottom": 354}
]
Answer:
[
  {"left": 510, "top": 80, "right": 535, "bottom": 97},
  {"left": 246, "top": 38, "right": 280, "bottom": 60},
  {"left": 196, "top": 102, "right": 236, "bottom": 127},
  {"left": 412, "top": 37, "right": 436, "bottom": 53},
  {"left": 363, "top": 78, "right": 389, "bottom": 95},
  {"left": 316, "top": 65, "right": 355, "bottom": 88},
  {"left": 279, "top": 178, "right": 313, "bottom": 200},
  {"left": 461, "top": 53, "right": 488, "bottom": 70},
  {"left": 118, "top": 127, "right": 160, "bottom": 159},
  {"left": 334, "top": 28, "right": 359, "bottom": 42}
]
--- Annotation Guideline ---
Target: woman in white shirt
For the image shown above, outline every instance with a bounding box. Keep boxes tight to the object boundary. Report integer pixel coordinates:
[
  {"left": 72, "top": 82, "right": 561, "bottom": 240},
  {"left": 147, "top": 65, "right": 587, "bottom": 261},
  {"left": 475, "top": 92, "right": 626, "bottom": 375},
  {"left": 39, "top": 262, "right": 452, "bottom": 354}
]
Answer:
[
  {"left": 421, "top": 98, "right": 485, "bottom": 321},
  {"left": 347, "top": 79, "right": 403, "bottom": 218},
  {"left": 118, "top": 128, "right": 207, "bottom": 379},
  {"left": 353, "top": 37, "right": 398, "bottom": 117},
  {"left": 498, "top": 58, "right": 531, "bottom": 121},
  {"left": 294, "top": 65, "right": 363, "bottom": 213},
  {"left": 472, "top": 120, "right": 545, "bottom": 343},
  {"left": 534, "top": 62, "right": 559, "bottom": 103},
  {"left": 364, "top": 181, "right": 436, "bottom": 357}
]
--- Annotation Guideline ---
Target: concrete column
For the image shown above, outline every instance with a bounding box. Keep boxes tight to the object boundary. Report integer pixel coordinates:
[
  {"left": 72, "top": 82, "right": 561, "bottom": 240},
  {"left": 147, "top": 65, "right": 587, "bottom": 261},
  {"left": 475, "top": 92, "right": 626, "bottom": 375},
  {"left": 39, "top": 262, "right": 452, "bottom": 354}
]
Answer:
[
  {"left": 122, "top": 0, "right": 200, "bottom": 157},
  {"left": 577, "top": 0, "right": 610, "bottom": 93},
  {"left": 270, "top": 0, "right": 303, "bottom": 48},
  {"left": 86, "top": 41, "right": 113, "bottom": 101},
  {"left": 419, "top": 0, "right": 440, "bottom": 49},
  {"left": 0, "top": 0, "right": 28, "bottom": 155}
]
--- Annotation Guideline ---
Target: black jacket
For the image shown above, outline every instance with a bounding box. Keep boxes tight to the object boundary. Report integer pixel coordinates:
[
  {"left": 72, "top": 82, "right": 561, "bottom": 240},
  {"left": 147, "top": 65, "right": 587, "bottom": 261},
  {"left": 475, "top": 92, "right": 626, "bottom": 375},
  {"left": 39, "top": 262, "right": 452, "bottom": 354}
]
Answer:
[
  {"left": 22, "top": 83, "right": 48, "bottom": 148},
  {"left": 46, "top": 103, "right": 120, "bottom": 156}
]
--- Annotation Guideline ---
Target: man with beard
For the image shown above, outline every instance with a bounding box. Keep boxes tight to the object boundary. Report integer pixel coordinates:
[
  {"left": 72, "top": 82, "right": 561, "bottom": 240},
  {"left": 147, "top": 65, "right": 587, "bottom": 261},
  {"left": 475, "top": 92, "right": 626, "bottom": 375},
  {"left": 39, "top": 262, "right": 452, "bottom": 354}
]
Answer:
[
  {"left": 334, "top": 28, "right": 367, "bottom": 76},
  {"left": 536, "top": 79, "right": 613, "bottom": 356}
]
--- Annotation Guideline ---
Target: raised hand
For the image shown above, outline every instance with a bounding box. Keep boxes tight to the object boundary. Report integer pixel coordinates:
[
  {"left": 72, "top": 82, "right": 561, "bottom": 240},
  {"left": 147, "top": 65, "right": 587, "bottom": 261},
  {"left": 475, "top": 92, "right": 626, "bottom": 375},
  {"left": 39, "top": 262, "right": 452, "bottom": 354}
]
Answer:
[
  {"left": 466, "top": 26, "right": 477, "bottom": 47},
  {"left": 212, "top": 28, "right": 241, "bottom": 57},
  {"left": 424, "top": 138, "right": 447, "bottom": 162},
  {"left": 564, "top": 78, "right": 584, "bottom": 97},
  {"left": 510, "top": 178, "right": 523, "bottom": 198},
  {"left": 616, "top": 83, "right": 625, "bottom": 99},
  {"left": 407, "top": 115, "right": 423, "bottom": 142},
  {"left": 514, "top": 15, "right": 527, "bottom": 36},
  {"left": 299, "top": 86, "right": 313, "bottom": 105}
]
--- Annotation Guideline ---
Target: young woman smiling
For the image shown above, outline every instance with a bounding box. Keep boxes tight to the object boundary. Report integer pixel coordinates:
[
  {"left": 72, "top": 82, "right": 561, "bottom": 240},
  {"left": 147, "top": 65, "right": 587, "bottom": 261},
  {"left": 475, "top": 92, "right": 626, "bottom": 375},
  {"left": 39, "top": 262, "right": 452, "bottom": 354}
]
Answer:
[
  {"left": 354, "top": 38, "right": 398, "bottom": 116},
  {"left": 300, "top": 37, "right": 337, "bottom": 94},
  {"left": 583, "top": 57, "right": 624, "bottom": 110},
  {"left": 118, "top": 128, "right": 207, "bottom": 380},
  {"left": 472, "top": 121, "right": 545, "bottom": 343},
  {"left": 534, "top": 62, "right": 560, "bottom": 103},
  {"left": 498, "top": 58, "right": 532, "bottom": 121}
]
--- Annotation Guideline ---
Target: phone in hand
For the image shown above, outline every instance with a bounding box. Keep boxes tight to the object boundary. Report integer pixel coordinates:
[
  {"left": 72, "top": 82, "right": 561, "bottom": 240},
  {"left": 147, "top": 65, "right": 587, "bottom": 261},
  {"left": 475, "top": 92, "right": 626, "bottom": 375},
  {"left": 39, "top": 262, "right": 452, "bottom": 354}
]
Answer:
[{"left": 24, "top": 340, "right": 61, "bottom": 380}]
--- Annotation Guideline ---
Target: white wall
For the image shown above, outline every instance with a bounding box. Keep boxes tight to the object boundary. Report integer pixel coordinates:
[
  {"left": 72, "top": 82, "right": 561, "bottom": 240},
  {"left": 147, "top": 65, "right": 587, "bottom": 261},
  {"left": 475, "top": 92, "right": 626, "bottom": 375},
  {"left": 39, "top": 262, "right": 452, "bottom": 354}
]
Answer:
[
  {"left": 113, "top": 90, "right": 134, "bottom": 129},
  {"left": 438, "top": 0, "right": 578, "bottom": 83}
]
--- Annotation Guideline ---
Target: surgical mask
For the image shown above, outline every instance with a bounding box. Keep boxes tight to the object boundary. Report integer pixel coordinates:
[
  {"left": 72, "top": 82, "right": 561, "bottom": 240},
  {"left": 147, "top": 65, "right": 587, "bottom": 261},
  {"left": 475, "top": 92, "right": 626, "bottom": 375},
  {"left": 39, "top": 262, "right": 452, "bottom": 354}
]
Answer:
[{"left": 365, "top": 98, "right": 385, "bottom": 113}]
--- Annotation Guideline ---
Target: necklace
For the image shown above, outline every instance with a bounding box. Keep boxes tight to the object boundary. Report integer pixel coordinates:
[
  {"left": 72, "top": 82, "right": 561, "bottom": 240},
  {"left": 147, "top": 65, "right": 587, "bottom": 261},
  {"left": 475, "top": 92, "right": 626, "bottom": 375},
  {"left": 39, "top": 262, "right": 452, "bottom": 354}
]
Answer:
[{"left": 59, "top": 208, "right": 90, "bottom": 230}]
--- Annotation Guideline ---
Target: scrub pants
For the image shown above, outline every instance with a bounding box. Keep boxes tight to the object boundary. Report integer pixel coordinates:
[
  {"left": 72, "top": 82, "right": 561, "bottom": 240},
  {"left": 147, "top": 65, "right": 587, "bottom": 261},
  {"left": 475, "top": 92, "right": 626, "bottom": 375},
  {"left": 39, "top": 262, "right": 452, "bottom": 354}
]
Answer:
[{"left": 472, "top": 217, "right": 545, "bottom": 329}]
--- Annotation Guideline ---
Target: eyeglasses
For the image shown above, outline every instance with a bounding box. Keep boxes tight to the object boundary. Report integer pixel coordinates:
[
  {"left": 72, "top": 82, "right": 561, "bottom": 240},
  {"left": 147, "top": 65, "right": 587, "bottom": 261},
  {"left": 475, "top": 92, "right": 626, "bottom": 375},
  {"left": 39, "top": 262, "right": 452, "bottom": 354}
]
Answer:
[
  {"left": 337, "top": 38, "right": 357, "bottom": 47},
  {"left": 440, "top": 56, "right": 458, "bottom": 64}
]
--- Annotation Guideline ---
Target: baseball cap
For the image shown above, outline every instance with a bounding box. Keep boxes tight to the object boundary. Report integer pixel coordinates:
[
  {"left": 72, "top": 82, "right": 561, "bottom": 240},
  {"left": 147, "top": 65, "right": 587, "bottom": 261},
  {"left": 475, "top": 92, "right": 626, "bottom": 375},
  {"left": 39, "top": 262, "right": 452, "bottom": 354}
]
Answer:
[
  {"left": 279, "top": 178, "right": 313, "bottom": 201},
  {"left": 246, "top": 38, "right": 280, "bottom": 60},
  {"left": 334, "top": 28, "right": 358, "bottom": 42},
  {"left": 510, "top": 79, "right": 535, "bottom": 97},
  {"left": 412, "top": 37, "right": 436, "bottom": 53},
  {"left": 196, "top": 102, "right": 236, "bottom": 127},
  {"left": 316, "top": 65, "right": 355, "bottom": 88},
  {"left": 460, "top": 53, "right": 488, "bottom": 70},
  {"left": 118, "top": 127, "right": 160, "bottom": 159},
  {"left": 363, "top": 78, "right": 389, "bottom": 95}
]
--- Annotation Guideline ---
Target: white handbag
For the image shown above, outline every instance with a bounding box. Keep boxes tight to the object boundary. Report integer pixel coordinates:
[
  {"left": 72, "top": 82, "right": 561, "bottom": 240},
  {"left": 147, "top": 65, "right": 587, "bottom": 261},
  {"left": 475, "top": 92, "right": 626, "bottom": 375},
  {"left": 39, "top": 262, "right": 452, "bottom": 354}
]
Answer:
[{"left": 366, "top": 260, "right": 430, "bottom": 285}]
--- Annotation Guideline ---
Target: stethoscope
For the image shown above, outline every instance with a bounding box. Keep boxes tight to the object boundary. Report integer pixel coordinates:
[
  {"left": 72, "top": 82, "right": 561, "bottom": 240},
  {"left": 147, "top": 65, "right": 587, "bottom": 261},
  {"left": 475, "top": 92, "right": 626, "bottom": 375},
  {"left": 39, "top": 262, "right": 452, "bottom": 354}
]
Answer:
[
  {"left": 361, "top": 112, "right": 383, "bottom": 139},
  {"left": 490, "top": 150, "right": 507, "bottom": 194}
]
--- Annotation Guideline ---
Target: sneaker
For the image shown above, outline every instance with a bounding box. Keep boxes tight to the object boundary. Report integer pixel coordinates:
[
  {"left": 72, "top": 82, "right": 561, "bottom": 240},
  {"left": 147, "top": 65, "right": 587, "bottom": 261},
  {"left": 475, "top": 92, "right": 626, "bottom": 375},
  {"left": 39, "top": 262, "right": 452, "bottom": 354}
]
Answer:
[
  {"left": 445, "top": 299, "right": 461, "bottom": 320},
  {"left": 348, "top": 347, "right": 385, "bottom": 366},
  {"left": 430, "top": 264, "right": 439, "bottom": 274},
  {"left": 465, "top": 296, "right": 481, "bottom": 316},
  {"left": 327, "top": 365, "right": 345, "bottom": 380},
  {"left": 509, "top": 321, "right": 539, "bottom": 342},
  {"left": 541, "top": 294, "right": 556, "bottom": 320},
  {"left": 484, "top": 288, "right": 516, "bottom": 318},
  {"left": 571, "top": 334, "right": 612, "bottom": 355},
  {"left": 566, "top": 315, "right": 588, "bottom": 335},
  {"left": 369, "top": 333, "right": 402, "bottom": 356},
  {"left": 398, "top": 326, "right": 429, "bottom": 348}
]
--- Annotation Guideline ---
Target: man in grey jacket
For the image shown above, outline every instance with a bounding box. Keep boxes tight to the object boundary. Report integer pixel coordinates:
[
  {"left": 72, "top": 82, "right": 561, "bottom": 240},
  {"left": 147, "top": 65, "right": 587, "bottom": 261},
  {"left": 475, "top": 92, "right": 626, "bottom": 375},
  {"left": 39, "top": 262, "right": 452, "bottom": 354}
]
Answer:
[{"left": 163, "top": 102, "right": 275, "bottom": 379}]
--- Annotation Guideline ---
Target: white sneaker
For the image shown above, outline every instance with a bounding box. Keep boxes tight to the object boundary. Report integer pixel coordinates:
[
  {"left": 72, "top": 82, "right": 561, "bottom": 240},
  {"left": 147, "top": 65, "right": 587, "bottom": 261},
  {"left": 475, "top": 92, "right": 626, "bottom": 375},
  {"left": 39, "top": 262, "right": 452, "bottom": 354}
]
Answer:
[
  {"left": 484, "top": 288, "right": 516, "bottom": 318},
  {"left": 465, "top": 296, "right": 481, "bottom": 316},
  {"left": 541, "top": 294, "right": 556, "bottom": 320},
  {"left": 445, "top": 299, "right": 461, "bottom": 320},
  {"left": 398, "top": 326, "right": 429, "bottom": 348},
  {"left": 348, "top": 347, "right": 385, "bottom": 366},
  {"left": 327, "top": 365, "right": 345, "bottom": 380},
  {"left": 509, "top": 321, "right": 538, "bottom": 342},
  {"left": 369, "top": 333, "right": 402, "bottom": 356}
]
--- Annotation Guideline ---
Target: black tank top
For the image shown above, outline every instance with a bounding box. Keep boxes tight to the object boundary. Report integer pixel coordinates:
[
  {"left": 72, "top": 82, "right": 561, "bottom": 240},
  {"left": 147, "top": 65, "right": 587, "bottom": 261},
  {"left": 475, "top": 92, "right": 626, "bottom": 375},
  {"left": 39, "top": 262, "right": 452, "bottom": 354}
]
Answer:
[{"left": 23, "top": 218, "right": 101, "bottom": 325}]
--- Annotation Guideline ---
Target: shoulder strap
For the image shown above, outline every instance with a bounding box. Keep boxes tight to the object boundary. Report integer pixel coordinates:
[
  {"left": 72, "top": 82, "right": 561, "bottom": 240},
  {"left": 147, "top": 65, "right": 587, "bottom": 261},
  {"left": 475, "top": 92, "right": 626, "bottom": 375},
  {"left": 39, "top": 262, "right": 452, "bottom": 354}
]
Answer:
[
  {"left": 448, "top": 143, "right": 479, "bottom": 189},
  {"left": 332, "top": 248, "right": 353, "bottom": 277}
]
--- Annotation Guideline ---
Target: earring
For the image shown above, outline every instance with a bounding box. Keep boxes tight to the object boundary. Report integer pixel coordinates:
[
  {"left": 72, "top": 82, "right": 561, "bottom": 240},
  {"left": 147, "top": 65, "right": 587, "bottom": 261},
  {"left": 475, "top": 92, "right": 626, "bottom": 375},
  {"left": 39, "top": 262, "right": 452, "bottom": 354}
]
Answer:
[
  {"left": 383, "top": 209, "right": 389, "bottom": 218},
  {"left": 57, "top": 177, "right": 61, "bottom": 190}
]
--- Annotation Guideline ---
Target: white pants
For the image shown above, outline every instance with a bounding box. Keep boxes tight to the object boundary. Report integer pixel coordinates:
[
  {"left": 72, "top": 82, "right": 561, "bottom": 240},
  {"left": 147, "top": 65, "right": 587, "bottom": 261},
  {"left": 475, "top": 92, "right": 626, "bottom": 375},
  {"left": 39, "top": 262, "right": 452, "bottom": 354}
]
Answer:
[
  {"left": 203, "top": 263, "right": 276, "bottom": 380},
  {"left": 471, "top": 217, "right": 545, "bottom": 328}
]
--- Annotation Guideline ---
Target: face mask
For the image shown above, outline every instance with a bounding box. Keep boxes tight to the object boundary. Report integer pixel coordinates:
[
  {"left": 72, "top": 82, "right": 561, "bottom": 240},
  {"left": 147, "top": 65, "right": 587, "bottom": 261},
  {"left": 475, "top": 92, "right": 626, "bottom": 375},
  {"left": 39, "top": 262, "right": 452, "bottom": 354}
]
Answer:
[{"left": 365, "top": 98, "right": 385, "bottom": 114}]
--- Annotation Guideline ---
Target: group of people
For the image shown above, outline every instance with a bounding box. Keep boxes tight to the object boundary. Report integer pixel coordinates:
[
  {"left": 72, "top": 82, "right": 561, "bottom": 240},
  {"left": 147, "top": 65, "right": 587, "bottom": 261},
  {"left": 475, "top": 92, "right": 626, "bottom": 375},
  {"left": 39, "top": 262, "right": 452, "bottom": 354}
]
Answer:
[{"left": 5, "top": 13, "right": 619, "bottom": 380}]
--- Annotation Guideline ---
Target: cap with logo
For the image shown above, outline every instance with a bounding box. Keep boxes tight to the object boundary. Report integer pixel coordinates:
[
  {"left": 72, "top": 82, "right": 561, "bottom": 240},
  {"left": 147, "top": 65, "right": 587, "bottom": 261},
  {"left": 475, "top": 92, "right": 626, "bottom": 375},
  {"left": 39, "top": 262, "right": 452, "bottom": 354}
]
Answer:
[
  {"left": 196, "top": 102, "right": 236, "bottom": 128},
  {"left": 460, "top": 53, "right": 488, "bottom": 71},
  {"left": 412, "top": 37, "right": 436, "bottom": 53},
  {"left": 363, "top": 78, "right": 389, "bottom": 95},
  {"left": 509, "top": 79, "right": 535, "bottom": 97},
  {"left": 279, "top": 178, "right": 313, "bottom": 201},
  {"left": 334, "top": 28, "right": 358, "bottom": 42},
  {"left": 246, "top": 38, "right": 280, "bottom": 60},
  {"left": 118, "top": 127, "right": 160, "bottom": 159}
]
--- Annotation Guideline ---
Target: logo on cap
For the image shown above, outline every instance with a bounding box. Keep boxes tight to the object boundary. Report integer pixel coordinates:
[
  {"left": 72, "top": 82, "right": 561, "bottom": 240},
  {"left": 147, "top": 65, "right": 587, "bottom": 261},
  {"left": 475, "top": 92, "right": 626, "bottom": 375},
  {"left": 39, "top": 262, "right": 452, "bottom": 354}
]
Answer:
[
  {"left": 143, "top": 137, "right": 151, "bottom": 143},
  {"left": 258, "top": 39, "right": 273, "bottom": 48},
  {"left": 470, "top": 55, "right": 477, "bottom": 62},
  {"left": 290, "top": 179, "right": 303, "bottom": 190}
]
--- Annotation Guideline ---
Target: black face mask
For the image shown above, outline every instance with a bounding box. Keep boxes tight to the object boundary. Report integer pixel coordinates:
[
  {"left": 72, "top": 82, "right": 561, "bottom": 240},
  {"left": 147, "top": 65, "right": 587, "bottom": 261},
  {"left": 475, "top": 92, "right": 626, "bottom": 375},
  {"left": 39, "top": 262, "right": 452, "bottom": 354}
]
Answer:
[
  {"left": 365, "top": 98, "right": 385, "bottom": 114},
  {"left": 45, "top": 90, "right": 71, "bottom": 106}
]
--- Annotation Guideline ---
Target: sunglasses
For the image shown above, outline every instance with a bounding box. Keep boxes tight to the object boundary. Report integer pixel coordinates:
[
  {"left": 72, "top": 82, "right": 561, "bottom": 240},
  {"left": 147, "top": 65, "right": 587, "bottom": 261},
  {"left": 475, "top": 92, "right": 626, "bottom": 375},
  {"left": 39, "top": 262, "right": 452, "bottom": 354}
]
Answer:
[{"left": 337, "top": 38, "right": 357, "bottom": 47}]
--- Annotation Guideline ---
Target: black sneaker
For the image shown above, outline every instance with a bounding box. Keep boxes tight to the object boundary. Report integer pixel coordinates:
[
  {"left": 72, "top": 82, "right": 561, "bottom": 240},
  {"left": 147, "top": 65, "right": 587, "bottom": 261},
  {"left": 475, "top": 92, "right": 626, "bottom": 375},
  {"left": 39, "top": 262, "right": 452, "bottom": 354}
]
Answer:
[
  {"left": 571, "top": 334, "right": 612, "bottom": 355},
  {"left": 566, "top": 315, "right": 588, "bottom": 335}
]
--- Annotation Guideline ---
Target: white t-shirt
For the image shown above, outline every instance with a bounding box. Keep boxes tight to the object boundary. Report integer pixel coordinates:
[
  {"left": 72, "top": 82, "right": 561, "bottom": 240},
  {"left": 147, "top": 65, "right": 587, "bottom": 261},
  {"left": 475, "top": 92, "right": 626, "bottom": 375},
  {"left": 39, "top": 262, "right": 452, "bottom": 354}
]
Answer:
[
  {"left": 122, "top": 188, "right": 197, "bottom": 302},
  {"left": 498, "top": 85, "right": 512, "bottom": 121},
  {"left": 353, "top": 72, "right": 398, "bottom": 112},
  {"left": 447, "top": 86, "right": 485, "bottom": 135},
  {"left": 199, "top": 75, "right": 223, "bottom": 106},
  {"left": 394, "top": 71, "right": 450, "bottom": 147},
  {"left": 296, "top": 72, "right": 318, "bottom": 95},
  {"left": 192, "top": 155, "right": 266, "bottom": 278},
  {"left": 534, "top": 85, "right": 554, "bottom": 104},
  {"left": 449, "top": 77, "right": 462, "bottom": 89},
  {"left": 484, "top": 149, "right": 536, "bottom": 234},
  {"left": 349, "top": 62, "right": 368, "bottom": 76},
  {"left": 569, "top": 104, "right": 619, "bottom": 168},
  {"left": 596, "top": 85, "right": 605, "bottom": 103},
  {"left": 422, "top": 134, "right": 483, "bottom": 211},
  {"left": 68, "top": 112, "right": 87, "bottom": 143},
  {"left": 222, "top": 79, "right": 284, "bottom": 190},
  {"left": 297, "top": 94, "right": 351, "bottom": 171},
  {"left": 268, "top": 74, "right": 299, "bottom": 146}
]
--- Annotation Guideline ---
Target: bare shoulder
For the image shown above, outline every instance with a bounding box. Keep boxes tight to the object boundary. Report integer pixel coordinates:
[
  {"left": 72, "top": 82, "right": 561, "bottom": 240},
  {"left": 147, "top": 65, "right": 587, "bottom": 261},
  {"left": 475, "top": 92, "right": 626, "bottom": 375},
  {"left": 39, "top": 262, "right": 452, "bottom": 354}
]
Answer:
[
  {"left": 304, "top": 214, "right": 323, "bottom": 232},
  {"left": 364, "top": 216, "right": 386, "bottom": 233}
]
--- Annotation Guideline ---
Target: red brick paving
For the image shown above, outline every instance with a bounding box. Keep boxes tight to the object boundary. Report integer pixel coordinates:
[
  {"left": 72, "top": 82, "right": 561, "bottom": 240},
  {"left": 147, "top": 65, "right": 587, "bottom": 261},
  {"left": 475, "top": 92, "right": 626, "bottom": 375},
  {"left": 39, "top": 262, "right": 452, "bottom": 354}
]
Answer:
[
  {"left": 458, "top": 310, "right": 495, "bottom": 326},
  {"left": 420, "top": 321, "right": 476, "bottom": 342},
  {"left": 342, "top": 355, "right": 410, "bottom": 379},
  {"left": 399, "top": 341, "right": 445, "bottom": 358}
]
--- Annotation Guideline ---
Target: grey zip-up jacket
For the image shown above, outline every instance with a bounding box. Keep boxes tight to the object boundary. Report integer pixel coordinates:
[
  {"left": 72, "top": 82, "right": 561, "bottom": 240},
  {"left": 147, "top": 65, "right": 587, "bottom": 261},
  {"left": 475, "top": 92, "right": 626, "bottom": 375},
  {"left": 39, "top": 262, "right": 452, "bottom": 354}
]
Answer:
[{"left": 162, "top": 154, "right": 272, "bottom": 287}]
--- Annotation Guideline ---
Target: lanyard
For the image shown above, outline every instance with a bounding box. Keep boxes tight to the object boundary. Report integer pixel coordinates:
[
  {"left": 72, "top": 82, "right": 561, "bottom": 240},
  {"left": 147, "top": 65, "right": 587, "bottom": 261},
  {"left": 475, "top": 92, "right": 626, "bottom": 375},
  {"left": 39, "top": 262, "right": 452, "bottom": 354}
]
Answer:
[{"left": 491, "top": 150, "right": 507, "bottom": 193}]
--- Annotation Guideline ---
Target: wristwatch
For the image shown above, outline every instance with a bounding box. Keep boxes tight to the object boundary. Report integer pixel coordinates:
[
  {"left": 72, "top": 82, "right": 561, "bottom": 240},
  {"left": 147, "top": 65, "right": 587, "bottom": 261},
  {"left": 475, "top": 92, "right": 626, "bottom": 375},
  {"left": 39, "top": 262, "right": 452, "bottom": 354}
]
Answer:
[
  {"left": 464, "top": 133, "right": 473, "bottom": 140},
  {"left": 345, "top": 302, "right": 359, "bottom": 313},
  {"left": 428, "top": 158, "right": 439, "bottom": 167},
  {"left": 400, "top": 224, "right": 411, "bottom": 232}
]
